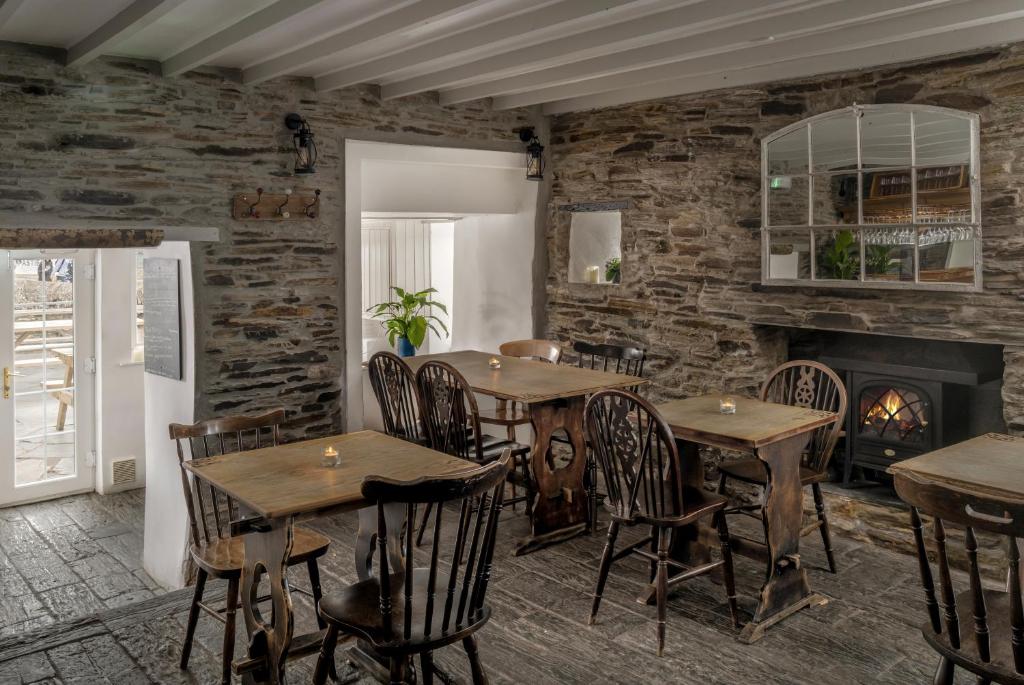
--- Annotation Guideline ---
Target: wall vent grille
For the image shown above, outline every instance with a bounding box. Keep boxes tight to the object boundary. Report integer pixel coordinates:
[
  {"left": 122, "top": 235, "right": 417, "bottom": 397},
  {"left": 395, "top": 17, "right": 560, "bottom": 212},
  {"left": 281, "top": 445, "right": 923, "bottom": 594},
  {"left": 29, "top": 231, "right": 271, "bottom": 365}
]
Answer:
[{"left": 111, "top": 457, "right": 136, "bottom": 486}]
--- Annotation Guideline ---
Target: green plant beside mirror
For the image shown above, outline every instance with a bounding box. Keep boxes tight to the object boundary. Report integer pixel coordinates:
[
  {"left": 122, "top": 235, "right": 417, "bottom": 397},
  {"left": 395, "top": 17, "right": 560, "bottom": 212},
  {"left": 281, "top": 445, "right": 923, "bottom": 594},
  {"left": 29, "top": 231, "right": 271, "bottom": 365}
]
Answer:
[
  {"left": 820, "top": 229, "right": 859, "bottom": 280},
  {"left": 866, "top": 245, "right": 895, "bottom": 276},
  {"left": 367, "top": 287, "right": 449, "bottom": 357}
]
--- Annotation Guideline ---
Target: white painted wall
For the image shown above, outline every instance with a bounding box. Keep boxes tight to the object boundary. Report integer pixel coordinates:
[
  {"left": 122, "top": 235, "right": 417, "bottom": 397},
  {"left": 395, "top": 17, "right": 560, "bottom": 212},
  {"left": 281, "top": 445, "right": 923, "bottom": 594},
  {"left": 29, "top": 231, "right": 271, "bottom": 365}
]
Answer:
[
  {"left": 428, "top": 221, "right": 455, "bottom": 354},
  {"left": 345, "top": 141, "right": 536, "bottom": 431},
  {"left": 94, "top": 249, "right": 145, "bottom": 495},
  {"left": 141, "top": 241, "right": 195, "bottom": 590}
]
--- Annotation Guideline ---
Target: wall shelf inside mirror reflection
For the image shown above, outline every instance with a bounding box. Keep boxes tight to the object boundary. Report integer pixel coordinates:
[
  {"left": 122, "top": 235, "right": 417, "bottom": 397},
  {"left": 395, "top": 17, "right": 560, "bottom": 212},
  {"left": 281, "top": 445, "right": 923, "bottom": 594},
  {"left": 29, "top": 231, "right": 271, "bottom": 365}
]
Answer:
[{"left": 761, "top": 104, "right": 981, "bottom": 292}]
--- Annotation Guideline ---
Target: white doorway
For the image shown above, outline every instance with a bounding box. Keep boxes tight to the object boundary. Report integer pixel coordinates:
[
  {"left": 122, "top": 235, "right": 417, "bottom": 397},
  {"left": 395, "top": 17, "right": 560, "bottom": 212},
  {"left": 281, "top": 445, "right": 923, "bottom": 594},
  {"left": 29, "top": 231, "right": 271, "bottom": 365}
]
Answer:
[{"left": 0, "top": 250, "right": 95, "bottom": 506}]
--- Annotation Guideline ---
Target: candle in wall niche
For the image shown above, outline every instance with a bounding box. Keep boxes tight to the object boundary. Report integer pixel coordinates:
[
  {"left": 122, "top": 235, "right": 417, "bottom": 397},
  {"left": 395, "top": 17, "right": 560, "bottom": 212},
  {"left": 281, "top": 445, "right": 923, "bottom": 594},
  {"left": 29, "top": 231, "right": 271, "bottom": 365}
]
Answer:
[
  {"left": 719, "top": 396, "right": 737, "bottom": 414},
  {"left": 585, "top": 265, "right": 600, "bottom": 283}
]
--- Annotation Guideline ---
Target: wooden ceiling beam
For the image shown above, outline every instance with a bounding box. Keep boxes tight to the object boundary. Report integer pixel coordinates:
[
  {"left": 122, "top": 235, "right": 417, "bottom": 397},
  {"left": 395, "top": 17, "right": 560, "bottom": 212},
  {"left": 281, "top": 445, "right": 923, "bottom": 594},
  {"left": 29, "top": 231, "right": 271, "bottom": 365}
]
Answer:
[
  {"left": 241, "top": 0, "right": 485, "bottom": 85},
  {"left": 161, "top": 0, "right": 332, "bottom": 77},
  {"left": 441, "top": 0, "right": 956, "bottom": 105},
  {"left": 379, "top": 0, "right": 811, "bottom": 100},
  {"left": 314, "top": 0, "right": 644, "bottom": 93},
  {"left": 66, "top": 0, "right": 187, "bottom": 67},
  {"left": 541, "top": 15, "right": 1024, "bottom": 114},
  {"left": 497, "top": 0, "right": 1023, "bottom": 110}
]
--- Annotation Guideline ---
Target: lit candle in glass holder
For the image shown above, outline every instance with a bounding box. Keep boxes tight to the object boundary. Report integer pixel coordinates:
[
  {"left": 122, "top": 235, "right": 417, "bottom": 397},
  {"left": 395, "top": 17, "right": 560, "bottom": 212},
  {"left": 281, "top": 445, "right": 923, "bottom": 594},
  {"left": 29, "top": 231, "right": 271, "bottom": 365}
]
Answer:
[
  {"left": 321, "top": 444, "right": 340, "bottom": 467},
  {"left": 488, "top": 357, "right": 502, "bottom": 370},
  {"left": 719, "top": 396, "right": 737, "bottom": 414}
]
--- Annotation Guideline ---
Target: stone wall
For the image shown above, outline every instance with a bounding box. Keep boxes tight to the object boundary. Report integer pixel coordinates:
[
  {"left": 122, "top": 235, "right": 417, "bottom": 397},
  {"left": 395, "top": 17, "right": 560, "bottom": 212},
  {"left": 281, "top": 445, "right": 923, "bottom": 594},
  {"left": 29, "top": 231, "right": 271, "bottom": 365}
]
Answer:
[
  {"left": 0, "top": 42, "right": 536, "bottom": 440},
  {"left": 545, "top": 45, "right": 1024, "bottom": 433}
]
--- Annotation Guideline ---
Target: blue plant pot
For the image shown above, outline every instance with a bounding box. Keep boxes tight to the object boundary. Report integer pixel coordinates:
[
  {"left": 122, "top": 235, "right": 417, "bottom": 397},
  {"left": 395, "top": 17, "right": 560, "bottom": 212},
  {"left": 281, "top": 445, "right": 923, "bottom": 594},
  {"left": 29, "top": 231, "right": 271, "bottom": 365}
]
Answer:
[{"left": 396, "top": 336, "right": 415, "bottom": 357}]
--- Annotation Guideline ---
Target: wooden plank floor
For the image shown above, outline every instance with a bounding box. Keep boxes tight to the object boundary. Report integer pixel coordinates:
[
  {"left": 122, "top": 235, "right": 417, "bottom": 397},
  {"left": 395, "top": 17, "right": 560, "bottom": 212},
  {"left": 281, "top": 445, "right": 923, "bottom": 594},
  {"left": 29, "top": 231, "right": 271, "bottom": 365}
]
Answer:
[{"left": 0, "top": 490, "right": 977, "bottom": 684}]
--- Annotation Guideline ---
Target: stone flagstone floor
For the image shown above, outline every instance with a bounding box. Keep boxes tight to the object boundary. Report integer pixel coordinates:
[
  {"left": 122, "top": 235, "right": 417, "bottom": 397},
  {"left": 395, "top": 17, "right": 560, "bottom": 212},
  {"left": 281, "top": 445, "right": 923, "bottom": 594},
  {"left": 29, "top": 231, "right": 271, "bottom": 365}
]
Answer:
[{"left": 0, "top": 489, "right": 984, "bottom": 684}]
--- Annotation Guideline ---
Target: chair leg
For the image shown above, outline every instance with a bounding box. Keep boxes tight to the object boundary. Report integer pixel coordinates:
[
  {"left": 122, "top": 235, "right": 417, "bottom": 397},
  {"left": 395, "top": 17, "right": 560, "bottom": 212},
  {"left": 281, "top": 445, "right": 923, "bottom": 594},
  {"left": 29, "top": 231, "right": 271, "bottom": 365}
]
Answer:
[
  {"left": 222, "top": 577, "right": 240, "bottom": 685},
  {"left": 932, "top": 656, "right": 954, "bottom": 685},
  {"left": 307, "top": 558, "right": 326, "bottom": 629},
  {"left": 312, "top": 625, "right": 339, "bottom": 685},
  {"left": 811, "top": 482, "right": 837, "bottom": 574},
  {"left": 589, "top": 520, "right": 620, "bottom": 625},
  {"left": 389, "top": 655, "right": 408, "bottom": 685},
  {"left": 463, "top": 635, "right": 489, "bottom": 685},
  {"left": 179, "top": 568, "right": 207, "bottom": 670},
  {"left": 521, "top": 453, "right": 535, "bottom": 518},
  {"left": 716, "top": 472, "right": 728, "bottom": 495},
  {"left": 715, "top": 512, "right": 740, "bottom": 629},
  {"left": 655, "top": 527, "right": 670, "bottom": 657},
  {"left": 420, "top": 650, "right": 435, "bottom": 685},
  {"left": 416, "top": 502, "right": 433, "bottom": 547},
  {"left": 587, "top": 454, "right": 599, "bottom": 534},
  {"left": 649, "top": 525, "right": 658, "bottom": 583}
]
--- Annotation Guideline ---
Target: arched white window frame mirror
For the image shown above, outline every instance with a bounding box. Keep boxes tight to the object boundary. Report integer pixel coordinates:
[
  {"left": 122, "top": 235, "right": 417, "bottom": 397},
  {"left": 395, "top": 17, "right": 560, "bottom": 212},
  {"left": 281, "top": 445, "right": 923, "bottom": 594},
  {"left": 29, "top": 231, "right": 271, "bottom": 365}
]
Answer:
[{"left": 761, "top": 104, "right": 981, "bottom": 291}]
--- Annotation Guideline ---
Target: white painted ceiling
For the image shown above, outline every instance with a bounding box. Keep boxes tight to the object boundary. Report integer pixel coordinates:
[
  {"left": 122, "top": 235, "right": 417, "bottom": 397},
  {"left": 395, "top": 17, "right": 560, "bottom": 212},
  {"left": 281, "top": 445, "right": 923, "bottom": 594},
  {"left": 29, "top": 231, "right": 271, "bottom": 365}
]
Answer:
[{"left": 1, "top": 0, "right": 1022, "bottom": 114}]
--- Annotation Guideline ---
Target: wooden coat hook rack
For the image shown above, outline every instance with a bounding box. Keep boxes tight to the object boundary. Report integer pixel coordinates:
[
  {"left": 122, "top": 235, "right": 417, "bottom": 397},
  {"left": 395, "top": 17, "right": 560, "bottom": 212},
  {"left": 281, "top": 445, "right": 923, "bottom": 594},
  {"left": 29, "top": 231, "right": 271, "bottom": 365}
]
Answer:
[{"left": 232, "top": 188, "right": 320, "bottom": 221}]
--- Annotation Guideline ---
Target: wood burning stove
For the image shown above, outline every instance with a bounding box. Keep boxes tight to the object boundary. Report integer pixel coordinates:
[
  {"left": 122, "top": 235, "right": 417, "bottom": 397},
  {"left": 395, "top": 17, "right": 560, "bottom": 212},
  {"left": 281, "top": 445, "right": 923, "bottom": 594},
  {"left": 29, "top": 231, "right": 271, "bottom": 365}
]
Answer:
[{"left": 784, "top": 330, "right": 1004, "bottom": 486}]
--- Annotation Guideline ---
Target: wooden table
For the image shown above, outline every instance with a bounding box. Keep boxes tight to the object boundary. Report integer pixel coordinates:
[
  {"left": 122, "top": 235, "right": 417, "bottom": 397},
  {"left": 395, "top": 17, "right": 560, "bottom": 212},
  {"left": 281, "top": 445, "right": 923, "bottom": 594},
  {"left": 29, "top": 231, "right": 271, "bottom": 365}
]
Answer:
[
  {"left": 184, "top": 430, "right": 476, "bottom": 684},
  {"left": 654, "top": 395, "right": 838, "bottom": 643},
  {"left": 889, "top": 433, "right": 1024, "bottom": 498},
  {"left": 406, "top": 350, "right": 645, "bottom": 554}
]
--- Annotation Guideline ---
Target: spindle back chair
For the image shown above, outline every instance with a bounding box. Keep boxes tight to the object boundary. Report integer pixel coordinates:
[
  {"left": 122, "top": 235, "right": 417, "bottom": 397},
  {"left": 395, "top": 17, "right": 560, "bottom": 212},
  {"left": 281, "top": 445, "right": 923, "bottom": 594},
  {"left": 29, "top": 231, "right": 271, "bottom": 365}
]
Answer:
[
  {"left": 895, "top": 470, "right": 1024, "bottom": 685},
  {"left": 718, "top": 360, "right": 847, "bottom": 573},
  {"left": 169, "top": 409, "right": 330, "bottom": 685},
  {"left": 498, "top": 338, "right": 562, "bottom": 364},
  {"left": 414, "top": 360, "right": 530, "bottom": 544},
  {"left": 368, "top": 351, "right": 426, "bottom": 445},
  {"left": 313, "top": 453, "right": 512, "bottom": 684},
  {"left": 584, "top": 389, "right": 738, "bottom": 656}
]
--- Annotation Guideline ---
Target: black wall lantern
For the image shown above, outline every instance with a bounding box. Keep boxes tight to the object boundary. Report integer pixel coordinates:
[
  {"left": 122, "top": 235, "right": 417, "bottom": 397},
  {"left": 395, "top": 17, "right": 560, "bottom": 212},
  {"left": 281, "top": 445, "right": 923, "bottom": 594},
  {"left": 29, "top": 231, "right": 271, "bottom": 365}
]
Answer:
[
  {"left": 519, "top": 127, "right": 544, "bottom": 181},
  {"left": 285, "top": 112, "right": 317, "bottom": 175}
]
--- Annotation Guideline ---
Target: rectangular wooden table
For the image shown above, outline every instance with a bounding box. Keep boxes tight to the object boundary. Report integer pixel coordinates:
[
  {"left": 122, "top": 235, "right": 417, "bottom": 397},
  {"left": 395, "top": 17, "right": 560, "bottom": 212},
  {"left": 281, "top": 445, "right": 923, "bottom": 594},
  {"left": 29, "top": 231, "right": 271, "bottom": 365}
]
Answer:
[
  {"left": 654, "top": 395, "right": 838, "bottom": 643},
  {"left": 406, "top": 349, "right": 645, "bottom": 554},
  {"left": 888, "top": 433, "right": 1024, "bottom": 499},
  {"left": 184, "top": 430, "right": 476, "bottom": 685}
]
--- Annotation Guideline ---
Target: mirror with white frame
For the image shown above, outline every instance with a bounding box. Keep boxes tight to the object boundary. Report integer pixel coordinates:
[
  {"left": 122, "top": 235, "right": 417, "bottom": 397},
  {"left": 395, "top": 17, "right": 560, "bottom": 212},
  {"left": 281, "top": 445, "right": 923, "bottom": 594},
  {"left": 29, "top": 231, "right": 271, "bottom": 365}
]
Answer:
[
  {"left": 762, "top": 104, "right": 980, "bottom": 290},
  {"left": 568, "top": 210, "right": 622, "bottom": 284}
]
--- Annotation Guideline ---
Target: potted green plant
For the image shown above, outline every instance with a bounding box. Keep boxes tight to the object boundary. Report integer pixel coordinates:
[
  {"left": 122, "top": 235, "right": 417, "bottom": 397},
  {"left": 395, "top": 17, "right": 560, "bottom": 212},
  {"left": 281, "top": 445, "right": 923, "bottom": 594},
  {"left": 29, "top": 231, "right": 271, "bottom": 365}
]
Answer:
[
  {"left": 820, "top": 229, "right": 859, "bottom": 280},
  {"left": 866, "top": 244, "right": 895, "bottom": 278},
  {"left": 367, "top": 287, "right": 449, "bottom": 357},
  {"left": 604, "top": 257, "right": 621, "bottom": 284}
]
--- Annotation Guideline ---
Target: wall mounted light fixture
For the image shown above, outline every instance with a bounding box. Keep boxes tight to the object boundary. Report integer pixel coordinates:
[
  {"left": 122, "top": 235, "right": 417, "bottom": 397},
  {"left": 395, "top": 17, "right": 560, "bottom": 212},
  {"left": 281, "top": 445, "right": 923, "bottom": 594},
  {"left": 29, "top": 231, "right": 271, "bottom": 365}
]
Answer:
[
  {"left": 519, "top": 127, "right": 544, "bottom": 181},
  {"left": 285, "top": 113, "right": 317, "bottom": 175}
]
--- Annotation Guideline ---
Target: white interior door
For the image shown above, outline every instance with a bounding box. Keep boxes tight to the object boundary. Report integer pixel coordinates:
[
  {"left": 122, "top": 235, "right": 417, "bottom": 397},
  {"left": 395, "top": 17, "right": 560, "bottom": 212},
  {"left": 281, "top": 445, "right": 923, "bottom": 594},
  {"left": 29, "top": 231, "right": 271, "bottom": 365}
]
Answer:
[{"left": 0, "top": 250, "right": 95, "bottom": 506}]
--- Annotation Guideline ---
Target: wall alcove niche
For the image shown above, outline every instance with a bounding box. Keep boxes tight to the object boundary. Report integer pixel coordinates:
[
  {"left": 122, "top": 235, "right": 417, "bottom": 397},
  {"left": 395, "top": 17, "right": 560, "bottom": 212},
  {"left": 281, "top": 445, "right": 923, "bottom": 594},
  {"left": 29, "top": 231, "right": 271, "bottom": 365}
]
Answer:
[{"left": 761, "top": 104, "right": 981, "bottom": 291}]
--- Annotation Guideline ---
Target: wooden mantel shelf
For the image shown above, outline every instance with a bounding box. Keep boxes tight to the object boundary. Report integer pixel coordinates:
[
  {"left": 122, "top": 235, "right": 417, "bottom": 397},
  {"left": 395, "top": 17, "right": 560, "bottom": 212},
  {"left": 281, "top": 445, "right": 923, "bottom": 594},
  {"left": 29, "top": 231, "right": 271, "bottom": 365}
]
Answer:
[{"left": 0, "top": 228, "right": 164, "bottom": 249}]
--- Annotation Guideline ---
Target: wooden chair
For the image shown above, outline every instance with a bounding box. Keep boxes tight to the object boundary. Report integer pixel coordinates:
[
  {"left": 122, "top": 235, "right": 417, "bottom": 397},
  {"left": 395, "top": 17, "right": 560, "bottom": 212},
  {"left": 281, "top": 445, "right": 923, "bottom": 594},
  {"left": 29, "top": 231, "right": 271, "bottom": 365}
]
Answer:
[
  {"left": 368, "top": 351, "right": 427, "bottom": 445},
  {"left": 894, "top": 469, "right": 1024, "bottom": 685},
  {"left": 478, "top": 339, "right": 562, "bottom": 509},
  {"left": 562, "top": 340, "right": 648, "bottom": 528},
  {"left": 415, "top": 361, "right": 530, "bottom": 544},
  {"left": 716, "top": 360, "right": 847, "bottom": 573},
  {"left": 169, "top": 410, "right": 331, "bottom": 685},
  {"left": 313, "top": 453, "right": 512, "bottom": 685},
  {"left": 585, "top": 389, "right": 738, "bottom": 656}
]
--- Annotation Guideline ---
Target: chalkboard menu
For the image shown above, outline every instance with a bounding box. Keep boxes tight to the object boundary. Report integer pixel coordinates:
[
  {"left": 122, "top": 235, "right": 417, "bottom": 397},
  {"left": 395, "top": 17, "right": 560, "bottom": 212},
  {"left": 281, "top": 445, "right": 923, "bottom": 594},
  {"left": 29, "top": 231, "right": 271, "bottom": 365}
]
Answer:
[{"left": 144, "top": 258, "right": 182, "bottom": 380}]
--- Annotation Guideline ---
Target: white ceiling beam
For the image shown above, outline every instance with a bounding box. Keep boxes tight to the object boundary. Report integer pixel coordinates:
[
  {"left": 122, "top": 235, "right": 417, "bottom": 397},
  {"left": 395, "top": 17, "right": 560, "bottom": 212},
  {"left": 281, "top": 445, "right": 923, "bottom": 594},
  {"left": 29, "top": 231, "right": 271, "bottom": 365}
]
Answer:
[
  {"left": 161, "top": 0, "right": 332, "bottom": 77},
  {"left": 379, "top": 0, "right": 813, "bottom": 100},
  {"left": 242, "top": 0, "right": 485, "bottom": 85},
  {"left": 0, "top": 0, "right": 27, "bottom": 29},
  {"left": 314, "top": 0, "right": 646, "bottom": 93},
  {"left": 542, "top": 15, "right": 1024, "bottom": 114},
  {"left": 442, "top": 0, "right": 956, "bottom": 105},
  {"left": 66, "top": 0, "right": 187, "bottom": 67},
  {"left": 499, "top": 0, "right": 1021, "bottom": 109}
]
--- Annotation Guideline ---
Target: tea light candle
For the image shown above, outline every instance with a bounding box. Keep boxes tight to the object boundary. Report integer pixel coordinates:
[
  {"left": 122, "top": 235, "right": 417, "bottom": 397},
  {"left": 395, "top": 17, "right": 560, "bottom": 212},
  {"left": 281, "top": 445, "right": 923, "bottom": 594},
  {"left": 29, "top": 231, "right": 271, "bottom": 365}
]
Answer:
[
  {"left": 719, "top": 396, "right": 737, "bottom": 414},
  {"left": 585, "top": 265, "right": 600, "bottom": 284},
  {"left": 488, "top": 357, "right": 501, "bottom": 370},
  {"left": 321, "top": 445, "right": 340, "bottom": 468}
]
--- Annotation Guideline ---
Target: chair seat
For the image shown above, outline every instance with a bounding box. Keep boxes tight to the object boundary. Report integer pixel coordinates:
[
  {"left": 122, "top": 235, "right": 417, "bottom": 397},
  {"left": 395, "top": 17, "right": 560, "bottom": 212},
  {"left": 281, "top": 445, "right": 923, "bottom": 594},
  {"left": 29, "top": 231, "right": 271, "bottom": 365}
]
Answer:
[
  {"left": 477, "top": 405, "right": 530, "bottom": 426},
  {"left": 190, "top": 526, "right": 330, "bottom": 577},
  {"left": 620, "top": 485, "right": 728, "bottom": 527},
  {"left": 471, "top": 434, "right": 530, "bottom": 461},
  {"left": 319, "top": 569, "right": 490, "bottom": 654},
  {"left": 922, "top": 588, "right": 1024, "bottom": 684},
  {"left": 718, "top": 457, "right": 825, "bottom": 486}
]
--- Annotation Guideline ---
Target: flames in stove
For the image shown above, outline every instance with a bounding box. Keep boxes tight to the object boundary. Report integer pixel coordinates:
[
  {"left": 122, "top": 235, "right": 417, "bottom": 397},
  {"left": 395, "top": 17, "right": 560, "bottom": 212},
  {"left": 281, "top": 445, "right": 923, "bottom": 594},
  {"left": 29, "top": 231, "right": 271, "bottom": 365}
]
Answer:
[{"left": 860, "top": 386, "right": 929, "bottom": 442}]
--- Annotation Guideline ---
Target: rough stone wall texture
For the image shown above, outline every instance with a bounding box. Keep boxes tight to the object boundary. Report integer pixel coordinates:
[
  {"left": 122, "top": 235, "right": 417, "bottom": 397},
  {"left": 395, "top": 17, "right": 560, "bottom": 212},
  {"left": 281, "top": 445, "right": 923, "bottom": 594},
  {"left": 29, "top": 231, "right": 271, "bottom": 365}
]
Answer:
[
  {"left": 0, "top": 42, "right": 534, "bottom": 440},
  {"left": 545, "top": 45, "right": 1024, "bottom": 433}
]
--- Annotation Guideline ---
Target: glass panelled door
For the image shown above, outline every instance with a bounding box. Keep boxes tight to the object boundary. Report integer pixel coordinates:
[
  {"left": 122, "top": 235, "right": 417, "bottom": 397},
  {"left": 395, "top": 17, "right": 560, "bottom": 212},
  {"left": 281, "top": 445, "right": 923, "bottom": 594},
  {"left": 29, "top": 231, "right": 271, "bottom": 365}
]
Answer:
[{"left": 0, "top": 250, "right": 95, "bottom": 506}]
